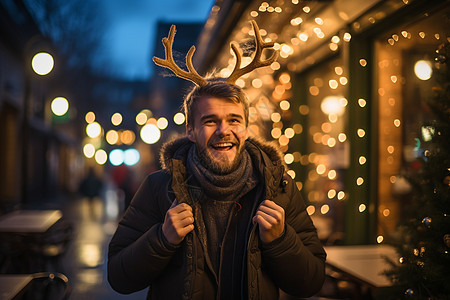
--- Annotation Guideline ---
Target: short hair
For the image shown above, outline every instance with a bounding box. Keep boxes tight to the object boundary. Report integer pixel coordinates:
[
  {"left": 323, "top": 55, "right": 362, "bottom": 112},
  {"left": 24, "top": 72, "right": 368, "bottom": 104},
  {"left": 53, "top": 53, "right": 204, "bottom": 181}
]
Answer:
[{"left": 183, "top": 79, "right": 249, "bottom": 128}]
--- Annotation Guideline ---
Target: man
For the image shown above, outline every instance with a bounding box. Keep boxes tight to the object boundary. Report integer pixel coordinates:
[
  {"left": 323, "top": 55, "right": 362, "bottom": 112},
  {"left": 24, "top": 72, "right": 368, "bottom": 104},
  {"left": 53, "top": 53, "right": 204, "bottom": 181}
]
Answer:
[{"left": 107, "top": 79, "right": 327, "bottom": 299}]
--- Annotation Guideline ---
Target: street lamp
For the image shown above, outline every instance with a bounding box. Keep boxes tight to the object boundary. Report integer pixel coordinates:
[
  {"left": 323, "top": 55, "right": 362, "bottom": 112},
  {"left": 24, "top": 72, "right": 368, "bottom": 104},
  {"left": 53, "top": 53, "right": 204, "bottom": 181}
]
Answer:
[
  {"left": 21, "top": 48, "right": 55, "bottom": 203},
  {"left": 31, "top": 52, "right": 54, "bottom": 75}
]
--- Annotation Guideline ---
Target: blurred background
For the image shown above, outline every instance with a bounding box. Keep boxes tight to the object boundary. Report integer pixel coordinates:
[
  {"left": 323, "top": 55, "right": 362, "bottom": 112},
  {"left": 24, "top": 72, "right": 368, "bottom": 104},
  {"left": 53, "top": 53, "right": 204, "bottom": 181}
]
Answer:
[{"left": 0, "top": 0, "right": 449, "bottom": 299}]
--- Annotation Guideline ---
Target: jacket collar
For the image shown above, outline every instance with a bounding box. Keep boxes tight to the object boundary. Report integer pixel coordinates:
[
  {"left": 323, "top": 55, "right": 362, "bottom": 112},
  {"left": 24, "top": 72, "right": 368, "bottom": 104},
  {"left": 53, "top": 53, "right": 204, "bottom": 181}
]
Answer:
[{"left": 160, "top": 136, "right": 286, "bottom": 201}]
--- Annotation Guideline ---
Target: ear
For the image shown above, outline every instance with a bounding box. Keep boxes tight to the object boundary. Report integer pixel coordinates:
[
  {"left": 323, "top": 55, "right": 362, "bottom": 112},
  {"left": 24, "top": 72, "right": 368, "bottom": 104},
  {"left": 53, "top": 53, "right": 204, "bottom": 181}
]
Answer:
[{"left": 186, "top": 125, "right": 195, "bottom": 142}]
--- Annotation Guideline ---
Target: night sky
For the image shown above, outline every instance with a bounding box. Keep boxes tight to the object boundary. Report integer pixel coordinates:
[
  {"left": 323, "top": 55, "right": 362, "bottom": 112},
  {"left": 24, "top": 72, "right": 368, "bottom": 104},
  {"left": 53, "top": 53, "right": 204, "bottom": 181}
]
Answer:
[{"left": 97, "top": 0, "right": 214, "bottom": 80}]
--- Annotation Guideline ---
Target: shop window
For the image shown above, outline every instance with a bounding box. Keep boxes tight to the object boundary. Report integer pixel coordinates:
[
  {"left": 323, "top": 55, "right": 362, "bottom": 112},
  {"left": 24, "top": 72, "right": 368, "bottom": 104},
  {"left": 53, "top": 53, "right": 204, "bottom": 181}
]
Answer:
[
  {"left": 375, "top": 6, "right": 449, "bottom": 240},
  {"left": 291, "top": 57, "right": 349, "bottom": 244}
]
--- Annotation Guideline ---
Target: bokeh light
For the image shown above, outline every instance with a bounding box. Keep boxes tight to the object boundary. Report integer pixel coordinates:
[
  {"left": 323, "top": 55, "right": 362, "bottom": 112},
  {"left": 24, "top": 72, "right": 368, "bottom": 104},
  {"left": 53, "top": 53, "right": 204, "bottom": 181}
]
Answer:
[
  {"left": 111, "top": 113, "right": 123, "bottom": 126},
  {"left": 86, "top": 122, "right": 102, "bottom": 138},
  {"left": 31, "top": 52, "right": 54, "bottom": 75},
  {"left": 51, "top": 97, "right": 69, "bottom": 116},
  {"left": 94, "top": 149, "right": 107, "bottom": 165},
  {"left": 173, "top": 112, "right": 185, "bottom": 125},
  {"left": 109, "top": 149, "right": 124, "bottom": 166},
  {"left": 124, "top": 149, "right": 140, "bottom": 166},
  {"left": 83, "top": 143, "right": 95, "bottom": 158},
  {"left": 140, "top": 124, "right": 161, "bottom": 144}
]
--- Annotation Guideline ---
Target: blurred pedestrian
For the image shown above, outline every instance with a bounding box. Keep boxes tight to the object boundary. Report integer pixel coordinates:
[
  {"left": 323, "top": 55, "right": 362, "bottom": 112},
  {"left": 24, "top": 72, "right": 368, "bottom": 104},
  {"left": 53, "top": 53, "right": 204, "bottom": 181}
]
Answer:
[
  {"left": 79, "top": 167, "right": 103, "bottom": 202},
  {"left": 108, "top": 21, "right": 326, "bottom": 299}
]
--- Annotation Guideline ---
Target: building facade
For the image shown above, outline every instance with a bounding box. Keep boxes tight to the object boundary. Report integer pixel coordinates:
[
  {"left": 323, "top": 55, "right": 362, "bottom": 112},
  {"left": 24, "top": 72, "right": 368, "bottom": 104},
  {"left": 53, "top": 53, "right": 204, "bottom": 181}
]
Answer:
[{"left": 194, "top": 0, "right": 449, "bottom": 245}]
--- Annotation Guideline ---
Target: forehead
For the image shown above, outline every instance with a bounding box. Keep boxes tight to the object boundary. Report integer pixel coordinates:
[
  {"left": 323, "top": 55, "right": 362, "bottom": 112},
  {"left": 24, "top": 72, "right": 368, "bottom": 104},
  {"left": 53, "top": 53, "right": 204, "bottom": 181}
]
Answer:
[{"left": 193, "top": 96, "right": 245, "bottom": 118}]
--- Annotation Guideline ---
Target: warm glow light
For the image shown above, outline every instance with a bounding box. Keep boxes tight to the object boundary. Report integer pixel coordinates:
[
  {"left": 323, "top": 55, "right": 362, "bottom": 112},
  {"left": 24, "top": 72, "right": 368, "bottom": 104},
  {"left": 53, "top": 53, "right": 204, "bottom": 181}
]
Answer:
[
  {"left": 321, "top": 96, "right": 345, "bottom": 116},
  {"left": 120, "top": 130, "right": 135, "bottom": 145},
  {"left": 80, "top": 244, "right": 102, "bottom": 267},
  {"left": 173, "top": 112, "right": 185, "bottom": 125},
  {"left": 293, "top": 124, "right": 303, "bottom": 134},
  {"left": 394, "top": 119, "right": 401, "bottom": 127},
  {"left": 321, "top": 205, "right": 330, "bottom": 214},
  {"left": 51, "top": 97, "right": 69, "bottom": 116},
  {"left": 140, "top": 124, "right": 161, "bottom": 144},
  {"left": 157, "top": 117, "right": 169, "bottom": 130},
  {"left": 377, "top": 236, "right": 384, "bottom": 243},
  {"left": 279, "top": 73, "right": 291, "bottom": 84},
  {"left": 356, "top": 177, "right": 364, "bottom": 185},
  {"left": 284, "top": 153, "right": 294, "bottom": 164},
  {"left": 359, "top": 204, "right": 366, "bottom": 212},
  {"left": 280, "top": 100, "right": 290, "bottom": 110},
  {"left": 328, "top": 80, "right": 338, "bottom": 89},
  {"left": 83, "top": 143, "right": 95, "bottom": 158},
  {"left": 338, "top": 133, "right": 347, "bottom": 142},
  {"left": 358, "top": 98, "right": 367, "bottom": 107},
  {"left": 85, "top": 111, "right": 95, "bottom": 123},
  {"left": 86, "top": 122, "right": 101, "bottom": 138},
  {"left": 31, "top": 52, "right": 54, "bottom": 75},
  {"left": 359, "top": 59, "right": 368, "bottom": 67},
  {"left": 106, "top": 130, "right": 119, "bottom": 145},
  {"left": 299, "top": 105, "right": 309, "bottom": 115},
  {"left": 337, "top": 191, "right": 345, "bottom": 200},
  {"left": 271, "top": 112, "right": 281, "bottom": 122},
  {"left": 94, "top": 149, "right": 107, "bottom": 165},
  {"left": 316, "top": 164, "right": 326, "bottom": 175},
  {"left": 298, "top": 33, "right": 308, "bottom": 41},
  {"left": 285, "top": 128, "right": 295, "bottom": 139},
  {"left": 111, "top": 113, "right": 122, "bottom": 126},
  {"left": 328, "top": 170, "right": 337, "bottom": 180},
  {"left": 307, "top": 205, "right": 315, "bottom": 215},
  {"left": 357, "top": 129, "right": 366, "bottom": 137},
  {"left": 414, "top": 60, "right": 432, "bottom": 80},
  {"left": 252, "top": 78, "right": 263, "bottom": 88},
  {"left": 287, "top": 170, "right": 295, "bottom": 179},
  {"left": 343, "top": 32, "right": 351, "bottom": 42},
  {"left": 359, "top": 156, "right": 367, "bottom": 165},
  {"left": 328, "top": 189, "right": 336, "bottom": 199},
  {"left": 278, "top": 135, "right": 289, "bottom": 146},
  {"left": 271, "top": 128, "right": 282, "bottom": 139}
]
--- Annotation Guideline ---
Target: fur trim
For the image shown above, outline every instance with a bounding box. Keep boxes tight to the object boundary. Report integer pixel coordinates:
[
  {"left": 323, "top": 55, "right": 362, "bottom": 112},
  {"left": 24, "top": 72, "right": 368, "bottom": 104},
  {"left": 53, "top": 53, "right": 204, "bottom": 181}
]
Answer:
[{"left": 159, "top": 136, "right": 191, "bottom": 171}]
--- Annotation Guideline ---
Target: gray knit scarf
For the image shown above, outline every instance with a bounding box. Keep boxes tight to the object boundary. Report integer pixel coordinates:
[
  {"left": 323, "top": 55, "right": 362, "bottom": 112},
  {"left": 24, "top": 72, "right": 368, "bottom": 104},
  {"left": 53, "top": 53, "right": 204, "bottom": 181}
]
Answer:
[{"left": 186, "top": 144, "right": 255, "bottom": 202}]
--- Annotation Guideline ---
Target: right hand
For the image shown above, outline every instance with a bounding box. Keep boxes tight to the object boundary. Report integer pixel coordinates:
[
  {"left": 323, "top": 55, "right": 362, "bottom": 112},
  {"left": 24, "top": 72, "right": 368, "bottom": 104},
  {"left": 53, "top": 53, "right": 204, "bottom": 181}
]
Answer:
[{"left": 162, "top": 199, "right": 194, "bottom": 245}]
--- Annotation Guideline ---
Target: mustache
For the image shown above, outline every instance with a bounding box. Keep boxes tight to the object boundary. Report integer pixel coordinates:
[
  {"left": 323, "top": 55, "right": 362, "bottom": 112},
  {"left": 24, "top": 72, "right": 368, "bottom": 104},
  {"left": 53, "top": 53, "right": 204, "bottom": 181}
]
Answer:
[{"left": 209, "top": 137, "right": 239, "bottom": 145}]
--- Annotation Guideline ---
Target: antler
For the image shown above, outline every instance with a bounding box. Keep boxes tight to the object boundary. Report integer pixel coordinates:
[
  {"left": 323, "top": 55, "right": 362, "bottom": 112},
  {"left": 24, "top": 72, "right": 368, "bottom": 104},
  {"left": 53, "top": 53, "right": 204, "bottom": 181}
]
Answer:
[
  {"left": 226, "top": 20, "right": 279, "bottom": 84},
  {"left": 153, "top": 25, "right": 207, "bottom": 86}
]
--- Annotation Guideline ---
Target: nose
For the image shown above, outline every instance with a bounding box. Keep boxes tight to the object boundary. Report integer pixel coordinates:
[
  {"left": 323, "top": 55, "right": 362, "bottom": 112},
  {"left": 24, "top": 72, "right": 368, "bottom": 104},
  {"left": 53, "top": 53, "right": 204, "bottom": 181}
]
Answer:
[{"left": 216, "top": 120, "right": 231, "bottom": 136}]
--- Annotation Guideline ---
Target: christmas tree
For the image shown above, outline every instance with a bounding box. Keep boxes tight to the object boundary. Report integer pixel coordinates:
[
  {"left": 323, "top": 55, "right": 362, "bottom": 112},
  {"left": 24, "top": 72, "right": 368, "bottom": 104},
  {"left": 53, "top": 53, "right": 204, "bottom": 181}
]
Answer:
[{"left": 382, "top": 42, "right": 450, "bottom": 299}]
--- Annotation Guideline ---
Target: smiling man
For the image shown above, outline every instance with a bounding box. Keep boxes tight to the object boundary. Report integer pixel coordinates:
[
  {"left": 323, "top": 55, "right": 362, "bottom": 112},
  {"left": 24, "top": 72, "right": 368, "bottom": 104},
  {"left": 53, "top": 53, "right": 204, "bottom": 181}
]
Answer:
[{"left": 107, "top": 79, "right": 327, "bottom": 299}]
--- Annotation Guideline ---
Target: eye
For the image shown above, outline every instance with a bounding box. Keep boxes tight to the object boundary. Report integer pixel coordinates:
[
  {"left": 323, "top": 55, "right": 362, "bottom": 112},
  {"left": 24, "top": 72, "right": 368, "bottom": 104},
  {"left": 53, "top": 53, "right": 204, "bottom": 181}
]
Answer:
[{"left": 203, "top": 119, "right": 216, "bottom": 125}]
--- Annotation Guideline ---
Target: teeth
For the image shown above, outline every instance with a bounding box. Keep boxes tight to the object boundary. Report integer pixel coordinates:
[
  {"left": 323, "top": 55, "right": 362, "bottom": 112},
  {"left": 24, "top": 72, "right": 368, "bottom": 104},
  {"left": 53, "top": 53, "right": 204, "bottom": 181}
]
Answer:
[{"left": 214, "top": 142, "right": 233, "bottom": 147}]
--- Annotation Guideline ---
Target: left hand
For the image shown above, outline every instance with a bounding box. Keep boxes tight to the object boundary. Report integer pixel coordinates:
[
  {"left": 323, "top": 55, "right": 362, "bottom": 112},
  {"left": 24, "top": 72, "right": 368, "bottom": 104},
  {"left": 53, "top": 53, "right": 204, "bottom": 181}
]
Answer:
[{"left": 252, "top": 200, "right": 285, "bottom": 243}]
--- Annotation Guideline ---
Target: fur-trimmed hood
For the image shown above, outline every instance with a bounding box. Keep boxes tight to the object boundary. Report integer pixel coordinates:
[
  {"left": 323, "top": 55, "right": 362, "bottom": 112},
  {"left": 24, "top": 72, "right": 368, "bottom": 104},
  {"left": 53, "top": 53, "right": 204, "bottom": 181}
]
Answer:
[{"left": 159, "top": 136, "right": 285, "bottom": 173}]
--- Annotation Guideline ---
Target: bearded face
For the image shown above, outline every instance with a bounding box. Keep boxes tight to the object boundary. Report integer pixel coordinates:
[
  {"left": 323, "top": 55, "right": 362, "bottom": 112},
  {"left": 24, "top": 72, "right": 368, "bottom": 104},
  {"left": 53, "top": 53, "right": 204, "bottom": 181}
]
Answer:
[{"left": 187, "top": 96, "right": 249, "bottom": 174}]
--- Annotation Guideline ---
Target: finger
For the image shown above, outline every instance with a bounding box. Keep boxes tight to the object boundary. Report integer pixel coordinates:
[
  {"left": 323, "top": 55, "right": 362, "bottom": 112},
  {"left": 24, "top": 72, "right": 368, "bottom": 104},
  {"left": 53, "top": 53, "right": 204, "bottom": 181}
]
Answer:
[
  {"left": 255, "top": 210, "right": 278, "bottom": 224},
  {"left": 170, "top": 202, "right": 192, "bottom": 214},
  {"left": 257, "top": 206, "right": 282, "bottom": 221},
  {"left": 259, "top": 200, "right": 283, "bottom": 211},
  {"left": 178, "top": 223, "right": 195, "bottom": 236},
  {"left": 253, "top": 214, "right": 272, "bottom": 229}
]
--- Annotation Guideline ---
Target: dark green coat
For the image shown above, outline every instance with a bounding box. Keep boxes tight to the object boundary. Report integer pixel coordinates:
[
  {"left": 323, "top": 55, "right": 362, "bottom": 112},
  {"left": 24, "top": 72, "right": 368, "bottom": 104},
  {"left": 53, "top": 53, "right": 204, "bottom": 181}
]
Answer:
[{"left": 108, "top": 137, "right": 326, "bottom": 299}]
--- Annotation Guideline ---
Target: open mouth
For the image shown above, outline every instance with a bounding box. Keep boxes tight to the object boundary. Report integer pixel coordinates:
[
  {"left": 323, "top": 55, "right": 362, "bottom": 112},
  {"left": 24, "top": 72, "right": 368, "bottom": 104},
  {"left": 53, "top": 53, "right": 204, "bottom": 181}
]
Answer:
[{"left": 211, "top": 142, "right": 235, "bottom": 151}]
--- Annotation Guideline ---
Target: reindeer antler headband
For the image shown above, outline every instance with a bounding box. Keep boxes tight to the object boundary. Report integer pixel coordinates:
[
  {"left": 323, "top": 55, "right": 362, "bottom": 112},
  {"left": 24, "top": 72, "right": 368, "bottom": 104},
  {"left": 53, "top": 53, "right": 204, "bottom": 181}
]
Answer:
[{"left": 152, "top": 20, "right": 279, "bottom": 86}]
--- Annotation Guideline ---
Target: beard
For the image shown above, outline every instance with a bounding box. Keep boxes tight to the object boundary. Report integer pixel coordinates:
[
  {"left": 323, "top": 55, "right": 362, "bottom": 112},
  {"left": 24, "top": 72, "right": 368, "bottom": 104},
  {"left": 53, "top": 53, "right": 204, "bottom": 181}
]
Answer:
[{"left": 196, "top": 139, "right": 245, "bottom": 175}]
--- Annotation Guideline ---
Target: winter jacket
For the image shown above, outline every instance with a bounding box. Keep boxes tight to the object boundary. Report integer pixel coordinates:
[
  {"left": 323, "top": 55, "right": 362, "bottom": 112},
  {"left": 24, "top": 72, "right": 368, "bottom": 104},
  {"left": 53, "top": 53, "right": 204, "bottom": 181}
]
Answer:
[{"left": 108, "top": 137, "right": 326, "bottom": 299}]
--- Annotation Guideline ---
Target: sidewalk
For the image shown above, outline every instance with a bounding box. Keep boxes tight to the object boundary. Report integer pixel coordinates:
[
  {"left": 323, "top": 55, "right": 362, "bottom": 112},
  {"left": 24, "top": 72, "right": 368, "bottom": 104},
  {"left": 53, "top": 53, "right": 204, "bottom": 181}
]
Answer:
[{"left": 59, "top": 185, "right": 147, "bottom": 300}]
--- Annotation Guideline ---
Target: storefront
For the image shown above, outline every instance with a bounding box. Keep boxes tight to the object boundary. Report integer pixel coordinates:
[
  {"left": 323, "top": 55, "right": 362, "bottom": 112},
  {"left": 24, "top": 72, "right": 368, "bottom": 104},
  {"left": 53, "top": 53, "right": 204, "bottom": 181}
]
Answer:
[{"left": 196, "top": 0, "right": 449, "bottom": 244}]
